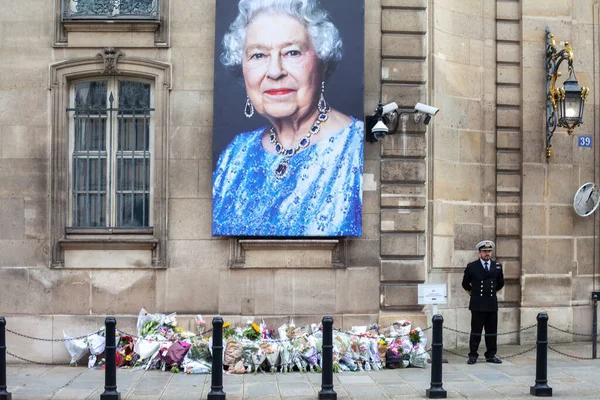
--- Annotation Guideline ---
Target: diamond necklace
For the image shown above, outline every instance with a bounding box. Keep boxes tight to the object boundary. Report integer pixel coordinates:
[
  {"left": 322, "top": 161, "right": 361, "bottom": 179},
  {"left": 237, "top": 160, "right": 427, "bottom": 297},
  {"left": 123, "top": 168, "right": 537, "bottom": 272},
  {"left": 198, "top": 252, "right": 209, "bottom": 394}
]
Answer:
[{"left": 270, "top": 106, "right": 330, "bottom": 179}]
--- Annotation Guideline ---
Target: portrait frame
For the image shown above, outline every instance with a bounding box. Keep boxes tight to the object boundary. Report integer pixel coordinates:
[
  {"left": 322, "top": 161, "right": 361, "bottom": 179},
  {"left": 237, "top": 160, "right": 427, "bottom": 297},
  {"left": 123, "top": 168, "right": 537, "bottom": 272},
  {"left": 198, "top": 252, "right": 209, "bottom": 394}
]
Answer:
[{"left": 212, "top": 0, "right": 365, "bottom": 237}]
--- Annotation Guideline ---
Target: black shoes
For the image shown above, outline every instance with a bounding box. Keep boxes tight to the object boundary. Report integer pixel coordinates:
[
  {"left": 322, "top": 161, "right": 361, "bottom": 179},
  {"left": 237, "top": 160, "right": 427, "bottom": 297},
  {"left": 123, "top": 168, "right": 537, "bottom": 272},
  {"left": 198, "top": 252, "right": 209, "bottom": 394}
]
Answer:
[
  {"left": 467, "top": 357, "right": 477, "bottom": 365},
  {"left": 486, "top": 356, "right": 502, "bottom": 364}
]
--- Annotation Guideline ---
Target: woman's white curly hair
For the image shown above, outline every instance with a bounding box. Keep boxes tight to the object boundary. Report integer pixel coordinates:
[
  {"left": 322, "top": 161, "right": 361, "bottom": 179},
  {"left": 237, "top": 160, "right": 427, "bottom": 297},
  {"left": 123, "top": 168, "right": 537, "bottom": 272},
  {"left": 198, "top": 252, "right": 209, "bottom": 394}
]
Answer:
[{"left": 221, "top": 0, "right": 343, "bottom": 75}]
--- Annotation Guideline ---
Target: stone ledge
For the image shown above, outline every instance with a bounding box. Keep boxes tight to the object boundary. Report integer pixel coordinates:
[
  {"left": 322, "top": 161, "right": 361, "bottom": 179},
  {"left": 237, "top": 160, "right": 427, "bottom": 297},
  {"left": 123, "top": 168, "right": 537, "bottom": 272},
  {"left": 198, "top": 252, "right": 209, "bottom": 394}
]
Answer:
[{"left": 231, "top": 239, "right": 346, "bottom": 269}]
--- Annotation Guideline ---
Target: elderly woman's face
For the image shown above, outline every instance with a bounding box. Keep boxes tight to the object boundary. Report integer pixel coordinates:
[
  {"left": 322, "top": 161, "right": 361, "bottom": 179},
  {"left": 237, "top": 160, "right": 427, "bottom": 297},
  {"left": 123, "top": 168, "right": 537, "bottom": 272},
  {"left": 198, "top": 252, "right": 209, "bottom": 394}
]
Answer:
[{"left": 242, "top": 13, "right": 324, "bottom": 121}]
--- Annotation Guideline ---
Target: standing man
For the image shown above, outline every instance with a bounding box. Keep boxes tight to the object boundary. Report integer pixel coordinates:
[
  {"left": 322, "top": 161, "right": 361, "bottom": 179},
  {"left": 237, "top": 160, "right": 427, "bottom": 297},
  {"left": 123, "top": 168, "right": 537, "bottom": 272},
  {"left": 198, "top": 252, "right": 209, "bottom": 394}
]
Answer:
[{"left": 462, "top": 240, "right": 504, "bottom": 364}]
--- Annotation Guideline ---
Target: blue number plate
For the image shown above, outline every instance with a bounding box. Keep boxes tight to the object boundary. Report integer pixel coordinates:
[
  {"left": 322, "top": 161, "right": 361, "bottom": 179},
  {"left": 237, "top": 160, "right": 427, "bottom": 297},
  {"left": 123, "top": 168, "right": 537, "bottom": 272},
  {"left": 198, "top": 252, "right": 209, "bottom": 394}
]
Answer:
[{"left": 578, "top": 136, "right": 593, "bottom": 147}]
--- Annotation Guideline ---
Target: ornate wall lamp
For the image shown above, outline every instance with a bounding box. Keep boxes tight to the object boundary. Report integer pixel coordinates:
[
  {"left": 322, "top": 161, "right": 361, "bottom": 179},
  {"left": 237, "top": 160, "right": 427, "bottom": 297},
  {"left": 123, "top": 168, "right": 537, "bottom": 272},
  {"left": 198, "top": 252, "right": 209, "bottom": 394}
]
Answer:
[{"left": 545, "top": 28, "right": 590, "bottom": 159}]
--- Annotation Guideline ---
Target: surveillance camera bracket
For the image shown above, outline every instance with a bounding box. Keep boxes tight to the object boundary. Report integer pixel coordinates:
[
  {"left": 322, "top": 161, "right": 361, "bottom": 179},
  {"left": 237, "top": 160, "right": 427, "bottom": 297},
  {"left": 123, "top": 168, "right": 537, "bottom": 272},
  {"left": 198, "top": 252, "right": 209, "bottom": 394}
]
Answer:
[{"left": 365, "top": 104, "right": 419, "bottom": 143}]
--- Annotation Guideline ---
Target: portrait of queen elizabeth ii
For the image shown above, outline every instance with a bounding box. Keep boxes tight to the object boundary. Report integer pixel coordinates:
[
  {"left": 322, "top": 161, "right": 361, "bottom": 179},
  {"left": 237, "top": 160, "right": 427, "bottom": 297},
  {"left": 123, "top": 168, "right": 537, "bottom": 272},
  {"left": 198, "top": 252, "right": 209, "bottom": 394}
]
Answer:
[{"left": 212, "top": 0, "right": 364, "bottom": 237}]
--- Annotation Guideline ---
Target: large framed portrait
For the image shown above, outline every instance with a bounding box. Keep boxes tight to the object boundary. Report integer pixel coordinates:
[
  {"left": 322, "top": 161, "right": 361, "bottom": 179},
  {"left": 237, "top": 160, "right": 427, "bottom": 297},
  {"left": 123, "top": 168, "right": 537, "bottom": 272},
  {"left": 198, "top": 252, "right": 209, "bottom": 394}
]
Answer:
[{"left": 212, "top": 0, "right": 365, "bottom": 237}]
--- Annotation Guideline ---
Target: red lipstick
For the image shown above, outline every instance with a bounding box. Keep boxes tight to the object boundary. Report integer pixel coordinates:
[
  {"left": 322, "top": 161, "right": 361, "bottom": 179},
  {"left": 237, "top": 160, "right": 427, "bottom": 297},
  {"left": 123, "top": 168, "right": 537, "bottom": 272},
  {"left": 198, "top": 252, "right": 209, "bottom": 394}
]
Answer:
[{"left": 265, "top": 89, "right": 293, "bottom": 95}]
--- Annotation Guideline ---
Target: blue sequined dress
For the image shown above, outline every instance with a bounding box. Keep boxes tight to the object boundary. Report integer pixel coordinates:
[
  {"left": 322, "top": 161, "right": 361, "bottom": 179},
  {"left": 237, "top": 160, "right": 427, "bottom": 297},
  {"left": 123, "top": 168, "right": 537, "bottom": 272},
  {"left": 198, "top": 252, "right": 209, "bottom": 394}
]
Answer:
[{"left": 212, "top": 118, "right": 364, "bottom": 236}]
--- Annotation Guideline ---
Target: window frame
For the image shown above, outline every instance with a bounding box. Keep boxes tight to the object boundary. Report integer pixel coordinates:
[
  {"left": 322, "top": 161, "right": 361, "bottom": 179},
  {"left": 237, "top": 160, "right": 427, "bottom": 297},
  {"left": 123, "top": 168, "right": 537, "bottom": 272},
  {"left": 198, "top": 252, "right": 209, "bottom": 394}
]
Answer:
[
  {"left": 67, "top": 76, "right": 156, "bottom": 229},
  {"left": 54, "top": 0, "right": 171, "bottom": 47},
  {"left": 49, "top": 55, "right": 171, "bottom": 268}
]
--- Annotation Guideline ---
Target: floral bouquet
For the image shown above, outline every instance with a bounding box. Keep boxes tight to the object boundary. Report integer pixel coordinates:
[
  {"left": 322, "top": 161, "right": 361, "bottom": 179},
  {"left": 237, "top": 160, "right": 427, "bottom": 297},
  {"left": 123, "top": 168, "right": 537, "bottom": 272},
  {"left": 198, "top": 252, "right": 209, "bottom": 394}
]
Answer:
[
  {"left": 222, "top": 322, "right": 237, "bottom": 340},
  {"left": 264, "top": 343, "right": 281, "bottom": 373},
  {"left": 290, "top": 341, "right": 308, "bottom": 372},
  {"left": 251, "top": 344, "right": 268, "bottom": 374},
  {"left": 408, "top": 329, "right": 421, "bottom": 346},
  {"left": 224, "top": 341, "right": 243, "bottom": 366},
  {"left": 368, "top": 339, "right": 382, "bottom": 371},
  {"left": 408, "top": 343, "right": 429, "bottom": 368},
  {"left": 116, "top": 335, "right": 136, "bottom": 367},
  {"left": 377, "top": 338, "right": 387, "bottom": 365},
  {"left": 242, "top": 321, "right": 261, "bottom": 341},
  {"left": 357, "top": 337, "right": 371, "bottom": 370},
  {"left": 187, "top": 338, "right": 211, "bottom": 362},
  {"left": 279, "top": 342, "right": 292, "bottom": 373},
  {"left": 241, "top": 341, "right": 259, "bottom": 373},
  {"left": 195, "top": 315, "right": 206, "bottom": 335},
  {"left": 302, "top": 346, "right": 321, "bottom": 372}
]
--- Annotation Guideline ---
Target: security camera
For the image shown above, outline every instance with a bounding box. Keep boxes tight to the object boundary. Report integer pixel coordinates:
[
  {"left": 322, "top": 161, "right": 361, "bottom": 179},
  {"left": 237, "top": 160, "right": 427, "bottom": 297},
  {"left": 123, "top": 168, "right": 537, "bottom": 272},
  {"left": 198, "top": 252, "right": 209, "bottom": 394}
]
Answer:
[
  {"left": 371, "top": 120, "right": 389, "bottom": 140},
  {"left": 381, "top": 102, "right": 399, "bottom": 115},
  {"left": 414, "top": 103, "right": 439, "bottom": 116}
]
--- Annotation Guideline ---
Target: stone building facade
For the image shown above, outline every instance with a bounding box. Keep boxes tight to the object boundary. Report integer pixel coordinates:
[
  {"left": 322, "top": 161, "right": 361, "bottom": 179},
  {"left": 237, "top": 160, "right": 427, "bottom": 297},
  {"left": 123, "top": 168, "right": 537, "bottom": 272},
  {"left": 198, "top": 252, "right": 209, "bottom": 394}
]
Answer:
[{"left": 0, "top": 0, "right": 598, "bottom": 362}]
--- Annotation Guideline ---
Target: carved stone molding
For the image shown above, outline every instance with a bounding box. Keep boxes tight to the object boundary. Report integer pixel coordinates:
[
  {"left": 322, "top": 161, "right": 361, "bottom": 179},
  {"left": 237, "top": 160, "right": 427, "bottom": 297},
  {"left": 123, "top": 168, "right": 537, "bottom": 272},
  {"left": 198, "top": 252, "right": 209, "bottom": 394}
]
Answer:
[{"left": 97, "top": 47, "right": 124, "bottom": 74}]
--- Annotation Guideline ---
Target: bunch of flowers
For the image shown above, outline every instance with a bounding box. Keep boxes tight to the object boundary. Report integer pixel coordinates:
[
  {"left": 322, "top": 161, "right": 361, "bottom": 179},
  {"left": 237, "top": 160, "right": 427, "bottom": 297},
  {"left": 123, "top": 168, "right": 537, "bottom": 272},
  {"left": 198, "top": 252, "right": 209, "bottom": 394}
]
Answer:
[
  {"left": 222, "top": 322, "right": 236, "bottom": 340},
  {"left": 408, "top": 329, "right": 421, "bottom": 345},
  {"left": 241, "top": 321, "right": 261, "bottom": 341}
]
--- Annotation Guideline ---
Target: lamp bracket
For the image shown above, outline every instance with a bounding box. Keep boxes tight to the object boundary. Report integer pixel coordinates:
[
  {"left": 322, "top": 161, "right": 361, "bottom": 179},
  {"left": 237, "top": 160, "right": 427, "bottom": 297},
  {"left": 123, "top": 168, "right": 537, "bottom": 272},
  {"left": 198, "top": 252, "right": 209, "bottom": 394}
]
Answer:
[{"left": 545, "top": 28, "right": 590, "bottom": 160}]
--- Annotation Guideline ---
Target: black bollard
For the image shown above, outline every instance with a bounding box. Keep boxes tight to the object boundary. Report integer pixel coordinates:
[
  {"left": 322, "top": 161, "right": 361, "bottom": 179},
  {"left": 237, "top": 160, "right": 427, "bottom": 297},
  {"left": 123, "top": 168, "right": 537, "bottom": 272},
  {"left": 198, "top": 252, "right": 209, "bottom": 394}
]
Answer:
[
  {"left": 207, "top": 317, "right": 226, "bottom": 400},
  {"left": 530, "top": 313, "right": 552, "bottom": 397},
  {"left": 319, "top": 316, "right": 337, "bottom": 400},
  {"left": 0, "top": 317, "right": 12, "bottom": 400},
  {"left": 593, "top": 293, "right": 598, "bottom": 360},
  {"left": 426, "top": 314, "right": 447, "bottom": 399},
  {"left": 100, "top": 317, "right": 121, "bottom": 400}
]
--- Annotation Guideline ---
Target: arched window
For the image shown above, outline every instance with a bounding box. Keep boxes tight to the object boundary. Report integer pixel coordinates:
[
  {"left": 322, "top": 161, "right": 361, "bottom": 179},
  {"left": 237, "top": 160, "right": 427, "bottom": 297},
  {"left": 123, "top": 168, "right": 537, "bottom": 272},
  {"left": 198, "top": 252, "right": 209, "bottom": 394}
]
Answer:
[
  {"left": 49, "top": 55, "right": 171, "bottom": 268},
  {"left": 68, "top": 78, "right": 154, "bottom": 228}
]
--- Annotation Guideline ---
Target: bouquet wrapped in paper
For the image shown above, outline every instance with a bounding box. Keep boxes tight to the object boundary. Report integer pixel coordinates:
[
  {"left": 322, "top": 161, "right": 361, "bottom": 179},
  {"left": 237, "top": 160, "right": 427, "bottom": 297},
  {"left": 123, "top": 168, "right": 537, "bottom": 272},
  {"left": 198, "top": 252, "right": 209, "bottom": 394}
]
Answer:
[
  {"left": 368, "top": 339, "right": 382, "bottom": 371},
  {"left": 224, "top": 341, "right": 243, "bottom": 367},
  {"left": 279, "top": 342, "right": 293, "bottom": 373},
  {"left": 409, "top": 344, "right": 429, "bottom": 368},
  {"left": 237, "top": 339, "right": 256, "bottom": 373},
  {"left": 264, "top": 342, "right": 281, "bottom": 373},
  {"left": 251, "top": 344, "right": 268, "bottom": 373},
  {"left": 63, "top": 332, "right": 88, "bottom": 366}
]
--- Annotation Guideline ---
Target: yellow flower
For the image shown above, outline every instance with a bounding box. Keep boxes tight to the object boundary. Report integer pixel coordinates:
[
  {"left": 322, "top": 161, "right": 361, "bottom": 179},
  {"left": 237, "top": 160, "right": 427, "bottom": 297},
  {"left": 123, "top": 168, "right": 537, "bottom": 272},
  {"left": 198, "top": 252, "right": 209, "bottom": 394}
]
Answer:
[
  {"left": 174, "top": 327, "right": 183, "bottom": 333},
  {"left": 379, "top": 339, "right": 386, "bottom": 346},
  {"left": 252, "top": 322, "right": 260, "bottom": 333},
  {"left": 223, "top": 322, "right": 231, "bottom": 329},
  {"left": 125, "top": 355, "right": 132, "bottom": 362}
]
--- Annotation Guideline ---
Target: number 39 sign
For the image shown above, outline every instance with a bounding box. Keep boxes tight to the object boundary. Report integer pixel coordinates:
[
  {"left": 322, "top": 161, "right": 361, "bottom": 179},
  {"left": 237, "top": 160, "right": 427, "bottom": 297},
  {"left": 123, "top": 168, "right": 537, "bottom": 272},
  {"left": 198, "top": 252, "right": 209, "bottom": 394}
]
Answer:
[{"left": 578, "top": 136, "right": 593, "bottom": 147}]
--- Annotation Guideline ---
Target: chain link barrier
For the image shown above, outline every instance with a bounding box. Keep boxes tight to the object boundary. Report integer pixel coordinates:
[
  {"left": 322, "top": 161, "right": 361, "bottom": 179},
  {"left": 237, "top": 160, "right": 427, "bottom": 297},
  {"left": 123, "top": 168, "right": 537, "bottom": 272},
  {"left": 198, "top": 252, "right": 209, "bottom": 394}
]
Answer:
[
  {"left": 6, "top": 350, "right": 72, "bottom": 366},
  {"left": 442, "top": 345, "right": 536, "bottom": 360},
  {"left": 444, "top": 323, "right": 536, "bottom": 337},
  {"left": 6, "top": 328, "right": 102, "bottom": 342},
  {"left": 548, "top": 324, "right": 597, "bottom": 337},
  {"left": 548, "top": 345, "right": 596, "bottom": 361}
]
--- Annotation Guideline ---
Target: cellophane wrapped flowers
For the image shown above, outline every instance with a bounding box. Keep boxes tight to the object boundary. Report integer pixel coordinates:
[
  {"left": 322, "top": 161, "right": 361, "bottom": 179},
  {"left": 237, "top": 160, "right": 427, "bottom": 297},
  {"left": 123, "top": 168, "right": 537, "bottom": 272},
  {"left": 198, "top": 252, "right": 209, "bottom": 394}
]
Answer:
[{"left": 65, "top": 310, "right": 430, "bottom": 375}]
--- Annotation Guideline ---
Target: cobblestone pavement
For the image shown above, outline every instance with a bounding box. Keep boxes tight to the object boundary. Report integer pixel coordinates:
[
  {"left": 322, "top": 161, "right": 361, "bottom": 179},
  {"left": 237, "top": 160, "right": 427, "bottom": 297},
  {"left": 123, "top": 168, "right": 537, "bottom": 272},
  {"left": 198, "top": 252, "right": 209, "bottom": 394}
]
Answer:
[{"left": 4, "top": 342, "right": 599, "bottom": 399}]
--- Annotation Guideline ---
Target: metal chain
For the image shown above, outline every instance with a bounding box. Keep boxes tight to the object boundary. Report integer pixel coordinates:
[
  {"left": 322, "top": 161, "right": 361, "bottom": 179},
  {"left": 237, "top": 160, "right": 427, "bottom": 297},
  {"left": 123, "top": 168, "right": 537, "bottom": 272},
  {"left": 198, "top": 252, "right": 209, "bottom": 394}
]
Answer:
[
  {"left": 444, "top": 324, "right": 536, "bottom": 337},
  {"left": 6, "top": 328, "right": 101, "bottom": 342},
  {"left": 548, "top": 345, "right": 596, "bottom": 360},
  {"left": 548, "top": 324, "right": 597, "bottom": 337},
  {"left": 502, "top": 346, "right": 537, "bottom": 359},
  {"left": 442, "top": 345, "right": 536, "bottom": 360},
  {"left": 116, "top": 329, "right": 139, "bottom": 339},
  {"left": 6, "top": 350, "right": 72, "bottom": 366},
  {"left": 116, "top": 328, "right": 213, "bottom": 340}
]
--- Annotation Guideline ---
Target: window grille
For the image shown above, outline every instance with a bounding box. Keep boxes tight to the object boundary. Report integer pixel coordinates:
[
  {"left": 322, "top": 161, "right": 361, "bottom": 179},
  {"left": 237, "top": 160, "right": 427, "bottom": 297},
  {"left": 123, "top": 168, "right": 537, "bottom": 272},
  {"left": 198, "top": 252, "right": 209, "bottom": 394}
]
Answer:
[
  {"left": 62, "top": 0, "right": 160, "bottom": 20},
  {"left": 68, "top": 79, "right": 154, "bottom": 228}
]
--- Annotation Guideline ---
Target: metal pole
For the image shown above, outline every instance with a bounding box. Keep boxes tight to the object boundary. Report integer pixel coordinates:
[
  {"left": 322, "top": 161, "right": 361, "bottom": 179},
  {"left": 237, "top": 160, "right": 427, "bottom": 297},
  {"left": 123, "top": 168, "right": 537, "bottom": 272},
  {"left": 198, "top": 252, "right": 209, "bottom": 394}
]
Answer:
[
  {"left": 593, "top": 294, "right": 598, "bottom": 360},
  {"left": 100, "top": 317, "right": 121, "bottom": 400},
  {"left": 0, "top": 317, "right": 12, "bottom": 400},
  {"left": 207, "top": 317, "right": 226, "bottom": 400},
  {"left": 530, "top": 312, "right": 552, "bottom": 397},
  {"left": 426, "top": 314, "right": 447, "bottom": 399},
  {"left": 319, "top": 316, "right": 336, "bottom": 400}
]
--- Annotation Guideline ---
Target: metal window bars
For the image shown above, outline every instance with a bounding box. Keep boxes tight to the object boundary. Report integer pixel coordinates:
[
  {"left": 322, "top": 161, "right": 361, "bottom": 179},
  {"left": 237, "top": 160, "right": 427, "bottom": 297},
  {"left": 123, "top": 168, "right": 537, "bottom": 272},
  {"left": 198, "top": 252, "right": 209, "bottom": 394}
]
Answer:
[
  {"left": 67, "top": 90, "right": 154, "bottom": 228},
  {"left": 62, "top": 0, "right": 160, "bottom": 20}
]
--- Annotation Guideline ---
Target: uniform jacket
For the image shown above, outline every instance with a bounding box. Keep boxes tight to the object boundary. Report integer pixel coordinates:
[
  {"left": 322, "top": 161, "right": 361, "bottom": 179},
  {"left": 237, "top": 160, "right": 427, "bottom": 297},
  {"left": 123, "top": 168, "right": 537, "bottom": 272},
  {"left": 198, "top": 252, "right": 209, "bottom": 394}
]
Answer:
[{"left": 462, "top": 259, "right": 505, "bottom": 312}]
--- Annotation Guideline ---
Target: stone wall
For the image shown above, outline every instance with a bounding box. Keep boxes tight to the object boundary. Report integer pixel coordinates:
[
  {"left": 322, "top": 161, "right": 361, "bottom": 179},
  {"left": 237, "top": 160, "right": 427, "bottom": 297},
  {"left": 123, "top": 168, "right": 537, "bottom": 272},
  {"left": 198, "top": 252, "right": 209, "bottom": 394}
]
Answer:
[{"left": 0, "top": 0, "right": 599, "bottom": 363}]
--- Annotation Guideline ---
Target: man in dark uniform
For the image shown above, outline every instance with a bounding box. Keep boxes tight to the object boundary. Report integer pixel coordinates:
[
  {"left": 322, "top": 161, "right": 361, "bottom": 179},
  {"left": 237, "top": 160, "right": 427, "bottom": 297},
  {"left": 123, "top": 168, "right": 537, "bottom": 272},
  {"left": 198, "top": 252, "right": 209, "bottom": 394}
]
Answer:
[{"left": 462, "top": 240, "right": 504, "bottom": 364}]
